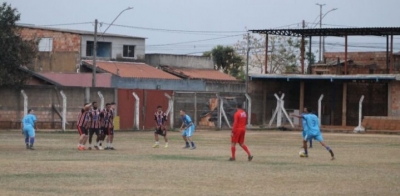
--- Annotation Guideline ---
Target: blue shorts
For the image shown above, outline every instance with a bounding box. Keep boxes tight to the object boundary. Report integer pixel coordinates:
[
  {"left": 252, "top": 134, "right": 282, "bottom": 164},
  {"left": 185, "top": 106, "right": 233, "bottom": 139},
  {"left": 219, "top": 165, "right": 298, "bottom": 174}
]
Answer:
[
  {"left": 182, "top": 126, "right": 195, "bottom": 137},
  {"left": 23, "top": 127, "right": 35, "bottom": 137},
  {"left": 304, "top": 133, "right": 323, "bottom": 142}
]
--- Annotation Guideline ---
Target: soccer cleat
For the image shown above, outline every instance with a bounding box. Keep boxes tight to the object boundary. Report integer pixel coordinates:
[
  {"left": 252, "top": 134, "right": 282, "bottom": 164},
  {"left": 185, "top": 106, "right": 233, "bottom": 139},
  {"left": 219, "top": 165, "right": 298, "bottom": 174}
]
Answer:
[
  {"left": 164, "top": 144, "right": 168, "bottom": 148},
  {"left": 153, "top": 144, "right": 159, "bottom": 148},
  {"left": 110, "top": 147, "right": 115, "bottom": 150},
  {"left": 98, "top": 146, "right": 103, "bottom": 150},
  {"left": 183, "top": 145, "right": 190, "bottom": 149},
  {"left": 26, "top": 144, "right": 29, "bottom": 149},
  {"left": 190, "top": 146, "right": 196, "bottom": 150},
  {"left": 229, "top": 158, "right": 236, "bottom": 161},
  {"left": 300, "top": 153, "right": 308, "bottom": 158},
  {"left": 104, "top": 147, "right": 110, "bottom": 150},
  {"left": 248, "top": 155, "right": 253, "bottom": 161},
  {"left": 29, "top": 145, "right": 35, "bottom": 150},
  {"left": 94, "top": 146, "right": 99, "bottom": 150}
]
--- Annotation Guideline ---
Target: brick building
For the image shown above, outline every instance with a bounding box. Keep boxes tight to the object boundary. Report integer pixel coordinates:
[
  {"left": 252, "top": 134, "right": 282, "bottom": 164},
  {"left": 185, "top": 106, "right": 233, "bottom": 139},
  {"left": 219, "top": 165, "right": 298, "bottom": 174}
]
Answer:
[
  {"left": 311, "top": 52, "right": 400, "bottom": 75},
  {"left": 18, "top": 25, "right": 146, "bottom": 73}
]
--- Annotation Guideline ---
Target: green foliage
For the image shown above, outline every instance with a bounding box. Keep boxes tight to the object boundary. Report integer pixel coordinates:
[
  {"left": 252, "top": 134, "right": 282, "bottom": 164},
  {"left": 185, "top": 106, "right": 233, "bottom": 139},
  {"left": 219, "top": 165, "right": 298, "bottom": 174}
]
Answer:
[
  {"left": 203, "top": 45, "right": 245, "bottom": 80},
  {"left": 0, "top": 2, "right": 37, "bottom": 86},
  {"left": 235, "top": 33, "right": 316, "bottom": 74}
]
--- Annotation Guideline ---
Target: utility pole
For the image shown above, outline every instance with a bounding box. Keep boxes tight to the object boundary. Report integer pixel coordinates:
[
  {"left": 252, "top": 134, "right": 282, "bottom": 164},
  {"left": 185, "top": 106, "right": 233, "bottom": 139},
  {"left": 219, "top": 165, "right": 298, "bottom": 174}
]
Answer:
[
  {"left": 92, "top": 19, "right": 98, "bottom": 87},
  {"left": 245, "top": 32, "right": 250, "bottom": 94},
  {"left": 316, "top": 3, "right": 325, "bottom": 63}
]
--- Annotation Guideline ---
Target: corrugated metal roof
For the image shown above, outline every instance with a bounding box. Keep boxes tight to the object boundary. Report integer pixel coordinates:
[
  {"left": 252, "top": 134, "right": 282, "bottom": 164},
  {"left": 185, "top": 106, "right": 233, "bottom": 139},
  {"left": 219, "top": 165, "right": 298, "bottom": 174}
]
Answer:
[
  {"left": 250, "top": 27, "right": 400, "bottom": 37},
  {"left": 83, "top": 60, "right": 181, "bottom": 80},
  {"left": 39, "top": 73, "right": 112, "bottom": 87},
  {"left": 249, "top": 74, "right": 398, "bottom": 81},
  {"left": 17, "top": 24, "right": 146, "bottom": 39},
  {"left": 160, "top": 66, "right": 238, "bottom": 81}
]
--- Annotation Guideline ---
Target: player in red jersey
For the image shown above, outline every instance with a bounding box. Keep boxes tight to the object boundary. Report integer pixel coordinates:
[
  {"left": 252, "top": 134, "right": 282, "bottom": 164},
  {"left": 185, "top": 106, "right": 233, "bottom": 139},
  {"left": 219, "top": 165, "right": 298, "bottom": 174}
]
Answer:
[
  {"left": 104, "top": 103, "right": 116, "bottom": 150},
  {"left": 230, "top": 103, "right": 253, "bottom": 161},
  {"left": 88, "top": 102, "right": 101, "bottom": 150},
  {"left": 153, "top": 106, "right": 168, "bottom": 148},
  {"left": 77, "top": 103, "right": 92, "bottom": 151}
]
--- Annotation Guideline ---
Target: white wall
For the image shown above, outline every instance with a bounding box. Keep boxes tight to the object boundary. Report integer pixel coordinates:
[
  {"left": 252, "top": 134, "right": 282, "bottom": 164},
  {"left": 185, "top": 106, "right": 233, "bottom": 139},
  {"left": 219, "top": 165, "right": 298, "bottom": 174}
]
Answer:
[
  {"left": 145, "top": 54, "right": 214, "bottom": 69},
  {"left": 81, "top": 35, "right": 145, "bottom": 60}
]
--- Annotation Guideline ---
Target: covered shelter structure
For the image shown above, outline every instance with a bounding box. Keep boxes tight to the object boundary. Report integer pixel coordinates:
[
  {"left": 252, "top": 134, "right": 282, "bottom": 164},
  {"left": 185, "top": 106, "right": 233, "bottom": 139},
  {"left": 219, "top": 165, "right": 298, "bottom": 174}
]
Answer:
[
  {"left": 250, "top": 27, "right": 400, "bottom": 74},
  {"left": 247, "top": 27, "right": 400, "bottom": 129}
]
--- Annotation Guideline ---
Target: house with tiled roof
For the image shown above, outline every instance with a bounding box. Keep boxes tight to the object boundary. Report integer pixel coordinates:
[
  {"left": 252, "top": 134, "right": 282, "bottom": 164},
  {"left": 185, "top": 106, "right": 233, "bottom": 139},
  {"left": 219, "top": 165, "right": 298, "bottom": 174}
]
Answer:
[{"left": 18, "top": 24, "right": 146, "bottom": 73}]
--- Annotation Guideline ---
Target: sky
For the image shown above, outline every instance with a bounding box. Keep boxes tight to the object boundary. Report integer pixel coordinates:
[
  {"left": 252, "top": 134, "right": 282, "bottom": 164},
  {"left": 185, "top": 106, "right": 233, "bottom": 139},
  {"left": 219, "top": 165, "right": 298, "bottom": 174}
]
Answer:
[{"left": 7, "top": 0, "right": 400, "bottom": 55}]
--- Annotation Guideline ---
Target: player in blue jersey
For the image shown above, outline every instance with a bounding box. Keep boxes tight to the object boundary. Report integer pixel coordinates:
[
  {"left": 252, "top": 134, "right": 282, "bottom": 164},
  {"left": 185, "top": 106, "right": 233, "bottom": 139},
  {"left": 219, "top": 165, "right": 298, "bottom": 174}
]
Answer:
[
  {"left": 301, "top": 108, "right": 312, "bottom": 148},
  {"left": 22, "top": 109, "right": 37, "bottom": 150},
  {"left": 293, "top": 108, "right": 334, "bottom": 160},
  {"left": 179, "top": 110, "right": 196, "bottom": 150}
]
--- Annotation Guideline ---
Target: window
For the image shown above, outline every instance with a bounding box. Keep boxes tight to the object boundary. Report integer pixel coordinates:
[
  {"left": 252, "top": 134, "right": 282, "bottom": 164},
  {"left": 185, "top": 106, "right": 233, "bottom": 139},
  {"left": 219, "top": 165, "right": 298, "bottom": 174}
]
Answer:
[
  {"left": 38, "top": 38, "right": 53, "bottom": 52},
  {"left": 86, "top": 41, "right": 111, "bottom": 58},
  {"left": 123, "top": 45, "right": 135, "bottom": 57}
]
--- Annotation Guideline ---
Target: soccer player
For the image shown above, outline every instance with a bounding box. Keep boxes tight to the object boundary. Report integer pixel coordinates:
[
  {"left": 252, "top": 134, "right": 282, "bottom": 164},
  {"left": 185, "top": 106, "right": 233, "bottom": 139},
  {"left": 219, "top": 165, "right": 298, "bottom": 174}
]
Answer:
[
  {"left": 229, "top": 103, "right": 253, "bottom": 161},
  {"left": 153, "top": 106, "right": 169, "bottom": 148},
  {"left": 88, "top": 102, "right": 101, "bottom": 150},
  {"left": 292, "top": 108, "right": 335, "bottom": 160},
  {"left": 22, "top": 109, "right": 37, "bottom": 150},
  {"left": 77, "top": 103, "right": 91, "bottom": 151},
  {"left": 300, "top": 108, "right": 312, "bottom": 148},
  {"left": 104, "top": 103, "right": 116, "bottom": 150},
  {"left": 179, "top": 110, "right": 196, "bottom": 150}
]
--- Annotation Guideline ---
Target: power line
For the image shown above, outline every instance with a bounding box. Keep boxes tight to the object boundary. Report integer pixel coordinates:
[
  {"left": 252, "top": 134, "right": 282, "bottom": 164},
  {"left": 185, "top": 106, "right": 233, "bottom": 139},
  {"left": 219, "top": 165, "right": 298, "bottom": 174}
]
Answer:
[
  {"left": 147, "top": 34, "right": 244, "bottom": 47},
  {"left": 101, "top": 23, "right": 247, "bottom": 34}
]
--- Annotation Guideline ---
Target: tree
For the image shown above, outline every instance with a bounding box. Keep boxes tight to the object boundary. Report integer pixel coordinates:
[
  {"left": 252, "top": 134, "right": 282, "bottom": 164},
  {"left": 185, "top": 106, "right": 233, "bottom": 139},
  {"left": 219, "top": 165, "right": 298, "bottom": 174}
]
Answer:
[
  {"left": 234, "top": 33, "right": 316, "bottom": 74},
  {"left": 203, "top": 45, "right": 245, "bottom": 80},
  {"left": 0, "top": 3, "right": 37, "bottom": 86}
]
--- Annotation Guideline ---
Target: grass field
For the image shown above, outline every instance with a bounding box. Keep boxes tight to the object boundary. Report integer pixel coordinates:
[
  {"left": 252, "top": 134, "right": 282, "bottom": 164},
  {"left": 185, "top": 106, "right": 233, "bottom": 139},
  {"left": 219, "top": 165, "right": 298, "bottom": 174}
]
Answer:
[{"left": 0, "top": 130, "right": 399, "bottom": 196}]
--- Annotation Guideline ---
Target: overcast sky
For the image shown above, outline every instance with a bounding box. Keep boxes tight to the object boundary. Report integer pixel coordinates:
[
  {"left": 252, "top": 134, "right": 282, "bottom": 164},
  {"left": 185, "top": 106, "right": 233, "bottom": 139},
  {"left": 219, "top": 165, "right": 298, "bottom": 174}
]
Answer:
[{"left": 8, "top": 0, "right": 400, "bottom": 55}]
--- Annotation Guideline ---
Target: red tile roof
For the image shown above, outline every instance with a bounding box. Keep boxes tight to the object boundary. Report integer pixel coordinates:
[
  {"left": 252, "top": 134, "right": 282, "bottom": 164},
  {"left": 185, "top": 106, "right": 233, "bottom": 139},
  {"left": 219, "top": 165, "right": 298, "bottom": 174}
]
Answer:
[
  {"left": 83, "top": 60, "right": 180, "bottom": 80},
  {"left": 160, "top": 66, "right": 238, "bottom": 81},
  {"left": 39, "top": 73, "right": 112, "bottom": 87}
]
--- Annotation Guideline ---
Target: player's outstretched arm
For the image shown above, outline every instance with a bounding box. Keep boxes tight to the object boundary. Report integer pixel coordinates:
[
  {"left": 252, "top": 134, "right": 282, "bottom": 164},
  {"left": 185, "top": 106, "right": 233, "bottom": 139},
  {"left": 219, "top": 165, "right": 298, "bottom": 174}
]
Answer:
[{"left": 291, "top": 114, "right": 303, "bottom": 118}]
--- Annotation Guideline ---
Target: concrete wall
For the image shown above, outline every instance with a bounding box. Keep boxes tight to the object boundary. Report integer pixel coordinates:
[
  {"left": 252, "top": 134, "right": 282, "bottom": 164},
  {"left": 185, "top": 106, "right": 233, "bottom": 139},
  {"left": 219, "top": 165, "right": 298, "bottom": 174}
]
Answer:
[
  {"left": 19, "top": 27, "right": 81, "bottom": 72},
  {"left": 81, "top": 35, "right": 145, "bottom": 61},
  {"left": 112, "top": 77, "right": 205, "bottom": 91},
  {"left": 145, "top": 54, "right": 214, "bottom": 69},
  {"left": 112, "top": 77, "right": 246, "bottom": 92},
  {"left": 0, "top": 86, "right": 115, "bottom": 129}
]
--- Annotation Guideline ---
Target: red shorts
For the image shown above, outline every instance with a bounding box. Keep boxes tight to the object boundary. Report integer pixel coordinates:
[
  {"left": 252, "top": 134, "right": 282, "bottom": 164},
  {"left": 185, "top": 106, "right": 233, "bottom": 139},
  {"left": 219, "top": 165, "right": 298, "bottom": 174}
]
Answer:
[{"left": 231, "top": 130, "right": 245, "bottom": 144}]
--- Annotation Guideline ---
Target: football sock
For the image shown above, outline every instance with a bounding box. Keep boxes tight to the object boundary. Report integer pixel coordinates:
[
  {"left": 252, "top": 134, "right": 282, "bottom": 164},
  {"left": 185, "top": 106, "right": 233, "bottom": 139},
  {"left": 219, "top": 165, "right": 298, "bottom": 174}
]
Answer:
[
  {"left": 185, "top": 142, "right": 189, "bottom": 147},
  {"left": 325, "top": 146, "right": 331, "bottom": 151},
  {"left": 25, "top": 137, "right": 29, "bottom": 144},
  {"left": 241, "top": 145, "right": 251, "bottom": 156},
  {"left": 231, "top": 146, "right": 236, "bottom": 159},
  {"left": 29, "top": 137, "right": 35, "bottom": 145},
  {"left": 304, "top": 149, "right": 308, "bottom": 155},
  {"left": 309, "top": 140, "right": 313, "bottom": 147},
  {"left": 110, "top": 143, "right": 113, "bottom": 147},
  {"left": 326, "top": 147, "right": 334, "bottom": 157},
  {"left": 191, "top": 142, "right": 195, "bottom": 147}
]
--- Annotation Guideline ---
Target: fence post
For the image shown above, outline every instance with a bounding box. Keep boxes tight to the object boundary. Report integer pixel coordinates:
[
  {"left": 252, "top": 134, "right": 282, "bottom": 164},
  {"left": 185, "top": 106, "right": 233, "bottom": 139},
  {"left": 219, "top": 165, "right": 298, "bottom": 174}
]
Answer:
[
  {"left": 245, "top": 93, "right": 252, "bottom": 128},
  {"left": 97, "top": 91, "right": 104, "bottom": 110},
  {"left": 318, "top": 94, "right": 324, "bottom": 126},
  {"left": 60, "top": 91, "right": 67, "bottom": 132},
  {"left": 216, "top": 93, "right": 222, "bottom": 129},
  {"left": 194, "top": 93, "right": 197, "bottom": 126},
  {"left": 354, "top": 95, "right": 365, "bottom": 133},
  {"left": 164, "top": 93, "right": 174, "bottom": 129},
  {"left": 132, "top": 92, "right": 140, "bottom": 130},
  {"left": 21, "top": 90, "right": 28, "bottom": 116}
]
